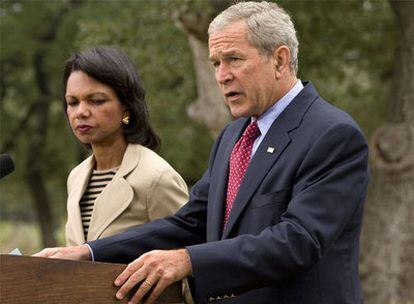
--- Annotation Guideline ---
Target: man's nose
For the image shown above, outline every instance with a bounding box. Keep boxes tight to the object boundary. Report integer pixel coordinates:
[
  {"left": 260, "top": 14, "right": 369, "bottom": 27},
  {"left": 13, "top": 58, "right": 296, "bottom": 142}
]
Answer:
[{"left": 216, "top": 63, "right": 233, "bottom": 85}]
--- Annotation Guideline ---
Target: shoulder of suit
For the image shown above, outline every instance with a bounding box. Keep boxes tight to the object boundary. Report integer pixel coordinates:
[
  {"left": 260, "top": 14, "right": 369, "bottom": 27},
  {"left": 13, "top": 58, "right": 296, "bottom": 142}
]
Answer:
[{"left": 307, "top": 97, "right": 361, "bottom": 131}]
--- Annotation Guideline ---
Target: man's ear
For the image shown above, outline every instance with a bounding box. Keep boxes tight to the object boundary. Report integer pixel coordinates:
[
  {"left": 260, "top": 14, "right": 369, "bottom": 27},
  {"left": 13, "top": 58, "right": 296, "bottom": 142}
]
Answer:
[{"left": 272, "top": 45, "right": 291, "bottom": 79}]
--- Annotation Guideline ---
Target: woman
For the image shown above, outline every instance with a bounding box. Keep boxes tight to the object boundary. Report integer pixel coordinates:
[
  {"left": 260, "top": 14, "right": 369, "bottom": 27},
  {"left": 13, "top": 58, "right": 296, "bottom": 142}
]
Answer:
[{"left": 62, "top": 46, "right": 188, "bottom": 246}]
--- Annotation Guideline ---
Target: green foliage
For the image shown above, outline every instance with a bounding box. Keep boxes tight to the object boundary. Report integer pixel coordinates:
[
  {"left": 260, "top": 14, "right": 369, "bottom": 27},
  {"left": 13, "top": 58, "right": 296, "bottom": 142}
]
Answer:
[
  {"left": 0, "top": 221, "right": 42, "bottom": 254},
  {"left": 0, "top": 0, "right": 83, "bottom": 225},
  {"left": 279, "top": 0, "right": 395, "bottom": 136},
  {"left": 0, "top": 0, "right": 396, "bottom": 251},
  {"left": 0, "top": 220, "right": 65, "bottom": 254},
  {"left": 73, "top": 0, "right": 213, "bottom": 184}
]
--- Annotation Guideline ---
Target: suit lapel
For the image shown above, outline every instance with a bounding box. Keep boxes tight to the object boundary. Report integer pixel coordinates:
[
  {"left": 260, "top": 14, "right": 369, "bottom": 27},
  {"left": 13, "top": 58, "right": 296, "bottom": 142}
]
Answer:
[
  {"left": 208, "top": 119, "right": 250, "bottom": 241},
  {"left": 67, "top": 156, "right": 94, "bottom": 245},
  {"left": 222, "top": 81, "right": 319, "bottom": 238},
  {"left": 87, "top": 144, "right": 139, "bottom": 241},
  {"left": 222, "top": 124, "right": 291, "bottom": 239}
]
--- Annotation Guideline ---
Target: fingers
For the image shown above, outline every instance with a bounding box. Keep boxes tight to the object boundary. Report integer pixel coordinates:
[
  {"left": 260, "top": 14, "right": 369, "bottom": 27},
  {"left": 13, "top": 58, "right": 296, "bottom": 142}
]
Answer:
[
  {"left": 115, "top": 253, "right": 163, "bottom": 304},
  {"left": 115, "top": 259, "right": 144, "bottom": 287},
  {"left": 129, "top": 274, "right": 159, "bottom": 304},
  {"left": 115, "top": 260, "right": 146, "bottom": 300},
  {"left": 33, "top": 247, "right": 62, "bottom": 258},
  {"left": 127, "top": 273, "right": 171, "bottom": 304},
  {"left": 32, "top": 245, "right": 91, "bottom": 261},
  {"left": 115, "top": 249, "right": 192, "bottom": 304},
  {"left": 52, "top": 251, "right": 72, "bottom": 260},
  {"left": 143, "top": 276, "right": 169, "bottom": 304}
]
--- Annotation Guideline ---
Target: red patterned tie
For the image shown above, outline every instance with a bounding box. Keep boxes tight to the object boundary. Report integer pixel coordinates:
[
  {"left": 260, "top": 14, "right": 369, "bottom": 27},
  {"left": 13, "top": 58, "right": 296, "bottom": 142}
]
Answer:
[{"left": 224, "top": 121, "right": 261, "bottom": 227}]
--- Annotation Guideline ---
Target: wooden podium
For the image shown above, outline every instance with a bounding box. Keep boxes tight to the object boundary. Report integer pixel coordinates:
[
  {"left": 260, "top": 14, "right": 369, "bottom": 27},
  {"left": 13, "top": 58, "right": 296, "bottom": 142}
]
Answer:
[{"left": 0, "top": 255, "right": 182, "bottom": 303}]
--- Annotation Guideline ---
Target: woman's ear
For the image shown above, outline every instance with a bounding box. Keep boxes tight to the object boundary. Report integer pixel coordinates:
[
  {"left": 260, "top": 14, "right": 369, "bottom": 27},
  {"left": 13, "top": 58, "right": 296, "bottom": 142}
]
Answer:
[{"left": 122, "top": 109, "right": 131, "bottom": 125}]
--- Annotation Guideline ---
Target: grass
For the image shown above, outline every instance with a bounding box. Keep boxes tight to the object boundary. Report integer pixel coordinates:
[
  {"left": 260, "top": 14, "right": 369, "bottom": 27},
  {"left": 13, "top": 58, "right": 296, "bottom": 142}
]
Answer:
[{"left": 0, "top": 220, "right": 65, "bottom": 255}]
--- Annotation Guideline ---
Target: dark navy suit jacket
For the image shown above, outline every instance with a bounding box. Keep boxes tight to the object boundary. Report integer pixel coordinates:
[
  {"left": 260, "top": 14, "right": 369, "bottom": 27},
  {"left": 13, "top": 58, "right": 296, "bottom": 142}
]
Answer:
[{"left": 89, "top": 82, "right": 369, "bottom": 304}]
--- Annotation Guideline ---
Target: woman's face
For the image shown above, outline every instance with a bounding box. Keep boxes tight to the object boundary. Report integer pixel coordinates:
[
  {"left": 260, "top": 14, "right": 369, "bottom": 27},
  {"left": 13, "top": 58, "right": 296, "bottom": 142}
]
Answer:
[{"left": 65, "top": 70, "right": 127, "bottom": 148}]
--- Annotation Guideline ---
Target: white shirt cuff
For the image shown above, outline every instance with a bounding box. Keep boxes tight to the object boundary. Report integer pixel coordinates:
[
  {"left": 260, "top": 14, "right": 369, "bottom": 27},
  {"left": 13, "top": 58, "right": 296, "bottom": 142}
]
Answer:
[{"left": 85, "top": 243, "right": 95, "bottom": 261}]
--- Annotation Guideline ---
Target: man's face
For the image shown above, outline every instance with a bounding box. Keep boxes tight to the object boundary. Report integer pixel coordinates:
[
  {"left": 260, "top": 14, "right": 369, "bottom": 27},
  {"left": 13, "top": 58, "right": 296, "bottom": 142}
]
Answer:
[{"left": 209, "top": 21, "right": 279, "bottom": 118}]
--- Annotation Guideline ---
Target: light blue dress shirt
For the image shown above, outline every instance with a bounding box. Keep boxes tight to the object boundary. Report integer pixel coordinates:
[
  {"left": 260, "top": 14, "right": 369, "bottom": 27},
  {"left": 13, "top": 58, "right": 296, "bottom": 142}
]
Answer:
[{"left": 251, "top": 80, "right": 304, "bottom": 157}]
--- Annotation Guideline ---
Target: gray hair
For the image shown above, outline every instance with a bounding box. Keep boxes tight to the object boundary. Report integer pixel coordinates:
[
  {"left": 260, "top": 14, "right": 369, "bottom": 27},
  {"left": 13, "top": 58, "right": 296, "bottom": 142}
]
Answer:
[{"left": 208, "top": 1, "right": 299, "bottom": 75}]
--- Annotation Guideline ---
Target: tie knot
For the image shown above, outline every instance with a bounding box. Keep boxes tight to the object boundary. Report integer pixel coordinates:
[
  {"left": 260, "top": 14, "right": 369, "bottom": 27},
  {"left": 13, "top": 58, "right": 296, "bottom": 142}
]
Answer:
[{"left": 243, "top": 121, "right": 260, "bottom": 140}]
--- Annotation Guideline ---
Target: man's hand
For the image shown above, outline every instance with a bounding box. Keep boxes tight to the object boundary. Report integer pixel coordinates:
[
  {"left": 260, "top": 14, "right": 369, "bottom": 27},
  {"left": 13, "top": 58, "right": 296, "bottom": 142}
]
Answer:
[
  {"left": 115, "top": 249, "right": 192, "bottom": 304},
  {"left": 33, "top": 245, "right": 91, "bottom": 261}
]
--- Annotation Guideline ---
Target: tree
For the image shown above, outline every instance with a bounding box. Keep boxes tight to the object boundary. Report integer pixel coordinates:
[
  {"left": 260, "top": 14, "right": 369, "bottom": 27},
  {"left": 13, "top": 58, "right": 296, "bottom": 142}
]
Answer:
[
  {"left": 0, "top": 7, "right": 402, "bottom": 293},
  {"left": 72, "top": 0, "right": 214, "bottom": 185},
  {"left": 360, "top": 1, "right": 414, "bottom": 303},
  {"left": 0, "top": 0, "right": 83, "bottom": 247},
  {"left": 173, "top": 0, "right": 232, "bottom": 137}
]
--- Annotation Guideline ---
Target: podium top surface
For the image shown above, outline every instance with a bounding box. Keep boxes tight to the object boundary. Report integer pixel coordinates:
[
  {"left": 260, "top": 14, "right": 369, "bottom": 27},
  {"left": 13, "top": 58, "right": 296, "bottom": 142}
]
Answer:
[{"left": 0, "top": 254, "right": 182, "bottom": 304}]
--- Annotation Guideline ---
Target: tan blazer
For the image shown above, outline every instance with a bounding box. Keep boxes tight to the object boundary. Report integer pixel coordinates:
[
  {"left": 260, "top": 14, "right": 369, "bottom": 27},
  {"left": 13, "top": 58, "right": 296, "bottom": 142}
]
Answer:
[{"left": 65, "top": 143, "right": 188, "bottom": 246}]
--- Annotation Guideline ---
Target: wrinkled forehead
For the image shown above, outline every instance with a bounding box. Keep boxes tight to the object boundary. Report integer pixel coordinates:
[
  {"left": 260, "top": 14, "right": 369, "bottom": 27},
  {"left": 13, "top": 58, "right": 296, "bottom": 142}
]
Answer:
[{"left": 208, "top": 21, "right": 254, "bottom": 57}]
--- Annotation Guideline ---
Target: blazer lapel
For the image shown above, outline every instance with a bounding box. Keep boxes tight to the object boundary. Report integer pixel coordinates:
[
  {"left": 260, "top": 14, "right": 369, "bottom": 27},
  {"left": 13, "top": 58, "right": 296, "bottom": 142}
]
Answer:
[
  {"left": 222, "top": 82, "right": 318, "bottom": 239},
  {"left": 87, "top": 144, "right": 139, "bottom": 241},
  {"left": 222, "top": 125, "right": 291, "bottom": 239},
  {"left": 208, "top": 119, "right": 250, "bottom": 241},
  {"left": 66, "top": 156, "right": 94, "bottom": 245}
]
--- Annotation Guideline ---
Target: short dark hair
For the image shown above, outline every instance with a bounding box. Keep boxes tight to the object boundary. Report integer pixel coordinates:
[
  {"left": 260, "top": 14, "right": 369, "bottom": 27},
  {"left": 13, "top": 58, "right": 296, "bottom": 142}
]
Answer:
[{"left": 62, "top": 46, "right": 161, "bottom": 152}]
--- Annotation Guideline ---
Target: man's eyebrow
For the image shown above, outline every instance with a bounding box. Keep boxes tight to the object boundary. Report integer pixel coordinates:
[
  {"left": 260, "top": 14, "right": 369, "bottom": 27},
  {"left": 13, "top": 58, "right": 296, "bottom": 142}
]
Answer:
[
  {"left": 209, "top": 50, "right": 239, "bottom": 62},
  {"left": 209, "top": 54, "right": 219, "bottom": 62}
]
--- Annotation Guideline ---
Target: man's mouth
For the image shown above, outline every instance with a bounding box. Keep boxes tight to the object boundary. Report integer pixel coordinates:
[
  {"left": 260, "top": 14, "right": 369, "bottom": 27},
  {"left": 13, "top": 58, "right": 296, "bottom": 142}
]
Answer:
[{"left": 225, "top": 91, "right": 242, "bottom": 99}]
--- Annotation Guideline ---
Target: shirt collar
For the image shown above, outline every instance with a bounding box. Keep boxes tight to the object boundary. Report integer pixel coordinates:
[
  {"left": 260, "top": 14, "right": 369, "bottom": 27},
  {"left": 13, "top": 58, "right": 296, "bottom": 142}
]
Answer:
[{"left": 253, "top": 80, "right": 304, "bottom": 136}]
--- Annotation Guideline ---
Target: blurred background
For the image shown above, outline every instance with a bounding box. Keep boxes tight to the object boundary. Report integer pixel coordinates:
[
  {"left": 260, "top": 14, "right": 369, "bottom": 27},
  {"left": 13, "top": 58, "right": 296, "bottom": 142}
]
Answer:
[{"left": 0, "top": 0, "right": 412, "bottom": 303}]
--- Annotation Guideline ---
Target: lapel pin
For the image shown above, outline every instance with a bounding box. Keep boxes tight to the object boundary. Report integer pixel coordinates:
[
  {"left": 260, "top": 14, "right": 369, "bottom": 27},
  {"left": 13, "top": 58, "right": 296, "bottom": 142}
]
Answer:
[{"left": 267, "top": 147, "right": 275, "bottom": 154}]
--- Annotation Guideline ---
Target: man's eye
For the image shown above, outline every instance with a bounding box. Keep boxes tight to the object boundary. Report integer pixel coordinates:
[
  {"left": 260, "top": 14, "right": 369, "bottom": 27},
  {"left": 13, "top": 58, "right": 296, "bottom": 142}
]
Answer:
[
  {"left": 229, "top": 57, "right": 239, "bottom": 61},
  {"left": 212, "top": 61, "right": 220, "bottom": 68}
]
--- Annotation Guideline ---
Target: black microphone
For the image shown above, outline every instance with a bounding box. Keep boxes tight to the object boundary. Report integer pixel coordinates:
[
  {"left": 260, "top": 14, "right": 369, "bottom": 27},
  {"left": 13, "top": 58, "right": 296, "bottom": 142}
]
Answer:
[{"left": 0, "top": 153, "right": 15, "bottom": 179}]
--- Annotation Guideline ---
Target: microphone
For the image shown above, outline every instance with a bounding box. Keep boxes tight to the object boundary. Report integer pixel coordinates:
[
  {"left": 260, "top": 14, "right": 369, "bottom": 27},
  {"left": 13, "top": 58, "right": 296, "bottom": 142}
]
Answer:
[{"left": 0, "top": 153, "right": 15, "bottom": 179}]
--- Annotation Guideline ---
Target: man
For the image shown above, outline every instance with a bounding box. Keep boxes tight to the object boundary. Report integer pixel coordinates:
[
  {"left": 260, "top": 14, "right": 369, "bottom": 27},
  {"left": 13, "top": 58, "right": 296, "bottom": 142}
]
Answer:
[{"left": 36, "top": 2, "right": 369, "bottom": 303}]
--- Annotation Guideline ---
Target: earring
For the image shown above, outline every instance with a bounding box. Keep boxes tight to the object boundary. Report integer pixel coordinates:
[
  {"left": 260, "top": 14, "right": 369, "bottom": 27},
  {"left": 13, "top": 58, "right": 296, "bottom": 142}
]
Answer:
[{"left": 122, "top": 116, "right": 130, "bottom": 125}]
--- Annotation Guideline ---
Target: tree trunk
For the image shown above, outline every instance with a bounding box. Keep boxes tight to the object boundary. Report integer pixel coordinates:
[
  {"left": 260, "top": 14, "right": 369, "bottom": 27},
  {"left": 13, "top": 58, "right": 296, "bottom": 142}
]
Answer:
[
  {"left": 25, "top": 119, "right": 56, "bottom": 247},
  {"left": 360, "top": 1, "right": 414, "bottom": 303},
  {"left": 25, "top": 49, "right": 57, "bottom": 248},
  {"left": 174, "top": 0, "right": 233, "bottom": 137},
  {"left": 24, "top": 1, "right": 82, "bottom": 247}
]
